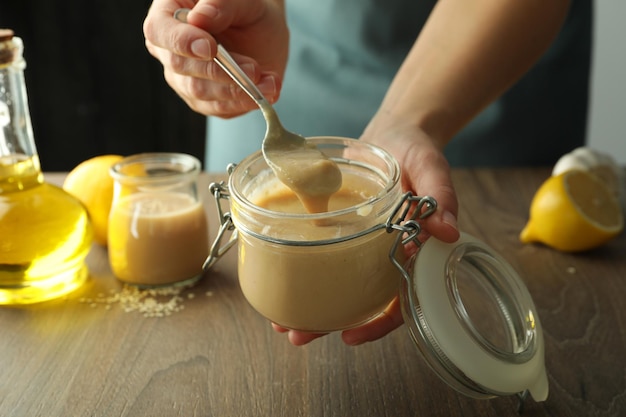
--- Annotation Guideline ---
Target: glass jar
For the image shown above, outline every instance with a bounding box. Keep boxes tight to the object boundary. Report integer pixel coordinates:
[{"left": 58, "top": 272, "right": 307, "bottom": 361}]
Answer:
[
  {"left": 108, "top": 153, "right": 208, "bottom": 287},
  {"left": 207, "top": 136, "right": 548, "bottom": 407},
  {"left": 226, "top": 137, "right": 404, "bottom": 332}
]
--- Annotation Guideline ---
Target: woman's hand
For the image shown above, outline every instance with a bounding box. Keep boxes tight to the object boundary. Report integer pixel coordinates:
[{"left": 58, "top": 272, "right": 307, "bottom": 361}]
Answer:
[
  {"left": 271, "top": 0, "right": 570, "bottom": 347},
  {"left": 272, "top": 296, "right": 405, "bottom": 346},
  {"left": 272, "top": 124, "right": 460, "bottom": 347},
  {"left": 143, "top": 0, "right": 289, "bottom": 118}
]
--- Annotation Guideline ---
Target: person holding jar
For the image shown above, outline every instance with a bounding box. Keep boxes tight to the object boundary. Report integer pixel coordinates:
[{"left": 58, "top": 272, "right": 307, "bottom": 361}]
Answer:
[{"left": 142, "top": 0, "right": 591, "bottom": 345}]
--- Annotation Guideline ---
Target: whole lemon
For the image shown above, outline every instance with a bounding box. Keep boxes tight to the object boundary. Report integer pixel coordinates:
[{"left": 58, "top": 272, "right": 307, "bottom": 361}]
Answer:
[
  {"left": 63, "top": 154, "right": 124, "bottom": 246},
  {"left": 520, "top": 170, "right": 624, "bottom": 252}
]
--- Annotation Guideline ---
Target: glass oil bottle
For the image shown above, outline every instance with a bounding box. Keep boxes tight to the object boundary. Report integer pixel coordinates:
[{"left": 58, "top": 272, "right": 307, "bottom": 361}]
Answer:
[{"left": 0, "top": 29, "right": 92, "bottom": 304}]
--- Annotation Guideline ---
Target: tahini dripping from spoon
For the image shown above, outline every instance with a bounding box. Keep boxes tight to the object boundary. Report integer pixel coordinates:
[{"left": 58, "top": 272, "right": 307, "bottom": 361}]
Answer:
[{"left": 174, "top": 8, "right": 342, "bottom": 213}]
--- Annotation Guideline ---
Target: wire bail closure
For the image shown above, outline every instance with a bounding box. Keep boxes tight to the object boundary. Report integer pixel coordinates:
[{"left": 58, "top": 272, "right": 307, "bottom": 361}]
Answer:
[
  {"left": 202, "top": 166, "right": 238, "bottom": 271},
  {"left": 386, "top": 193, "right": 437, "bottom": 282}
]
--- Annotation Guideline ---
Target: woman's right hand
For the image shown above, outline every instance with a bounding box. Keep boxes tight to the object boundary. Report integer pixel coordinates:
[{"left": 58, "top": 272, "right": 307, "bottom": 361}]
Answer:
[{"left": 143, "top": 0, "right": 290, "bottom": 118}]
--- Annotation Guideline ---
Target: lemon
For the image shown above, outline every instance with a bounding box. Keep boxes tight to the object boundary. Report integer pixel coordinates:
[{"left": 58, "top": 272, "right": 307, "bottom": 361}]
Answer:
[
  {"left": 520, "top": 170, "right": 624, "bottom": 252},
  {"left": 63, "top": 154, "right": 124, "bottom": 246}
]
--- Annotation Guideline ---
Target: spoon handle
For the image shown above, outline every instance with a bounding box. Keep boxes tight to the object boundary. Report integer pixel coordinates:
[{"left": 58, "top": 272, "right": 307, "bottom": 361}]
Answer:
[{"left": 213, "top": 45, "right": 272, "bottom": 107}]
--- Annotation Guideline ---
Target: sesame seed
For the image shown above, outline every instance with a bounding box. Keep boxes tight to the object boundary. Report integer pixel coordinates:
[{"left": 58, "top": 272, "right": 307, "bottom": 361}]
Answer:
[{"left": 79, "top": 283, "right": 198, "bottom": 317}]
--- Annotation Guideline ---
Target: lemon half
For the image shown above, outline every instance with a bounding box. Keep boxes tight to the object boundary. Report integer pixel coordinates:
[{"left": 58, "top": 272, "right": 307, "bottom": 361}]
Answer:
[{"left": 520, "top": 170, "right": 624, "bottom": 252}]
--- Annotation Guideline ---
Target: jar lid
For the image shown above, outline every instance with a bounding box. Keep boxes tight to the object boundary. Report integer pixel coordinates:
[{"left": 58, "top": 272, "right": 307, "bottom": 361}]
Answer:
[{"left": 401, "top": 233, "right": 548, "bottom": 402}]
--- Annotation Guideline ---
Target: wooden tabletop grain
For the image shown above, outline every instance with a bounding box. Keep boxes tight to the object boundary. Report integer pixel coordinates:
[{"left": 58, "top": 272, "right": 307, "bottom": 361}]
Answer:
[{"left": 1, "top": 169, "right": 624, "bottom": 417}]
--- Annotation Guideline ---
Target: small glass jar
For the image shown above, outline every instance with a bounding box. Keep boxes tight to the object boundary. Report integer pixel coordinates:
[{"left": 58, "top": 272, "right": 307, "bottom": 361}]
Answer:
[
  {"left": 108, "top": 153, "right": 209, "bottom": 287},
  {"left": 207, "top": 137, "right": 549, "bottom": 406}
]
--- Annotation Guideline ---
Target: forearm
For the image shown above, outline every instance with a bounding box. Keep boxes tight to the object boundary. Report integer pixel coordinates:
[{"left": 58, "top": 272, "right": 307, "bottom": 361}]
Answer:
[{"left": 378, "top": 0, "right": 571, "bottom": 148}]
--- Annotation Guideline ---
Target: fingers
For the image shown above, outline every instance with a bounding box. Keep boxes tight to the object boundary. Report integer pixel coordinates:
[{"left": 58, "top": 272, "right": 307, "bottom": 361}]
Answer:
[
  {"left": 409, "top": 147, "right": 460, "bottom": 243},
  {"left": 270, "top": 297, "right": 404, "bottom": 347},
  {"left": 145, "top": 0, "right": 266, "bottom": 57},
  {"left": 185, "top": 0, "right": 266, "bottom": 35},
  {"left": 271, "top": 323, "right": 328, "bottom": 346},
  {"left": 144, "top": 0, "right": 217, "bottom": 60},
  {"left": 163, "top": 69, "right": 258, "bottom": 117},
  {"left": 151, "top": 42, "right": 253, "bottom": 83},
  {"left": 361, "top": 126, "right": 460, "bottom": 244},
  {"left": 341, "top": 297, "right": 404, "bottom": 345},
  {"left": 398, "top": 137, "right": 459, "bottom": 243},
  {"left": 143, "top": 0, "right": 281, "bottom": 117}
]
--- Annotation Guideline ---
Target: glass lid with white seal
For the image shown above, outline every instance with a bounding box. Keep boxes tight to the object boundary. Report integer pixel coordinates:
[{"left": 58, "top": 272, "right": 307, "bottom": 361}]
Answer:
[
  {"left": 204, "top": 157, "right": 548, "bottom": 412},
  {"left": 388, "top": 194, "right": 548, "bottom": 410}
]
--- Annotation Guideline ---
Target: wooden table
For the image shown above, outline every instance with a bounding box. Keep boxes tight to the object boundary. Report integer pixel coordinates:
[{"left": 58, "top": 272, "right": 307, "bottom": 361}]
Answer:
[{"left": 1, "top": 169, "right": 625, "bottom": 417}]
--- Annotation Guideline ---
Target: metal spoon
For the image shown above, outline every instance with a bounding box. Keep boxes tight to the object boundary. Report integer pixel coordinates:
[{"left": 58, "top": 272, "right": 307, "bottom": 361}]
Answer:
[{"left": 174, "top": 8, "right": 342, "bottom": 213}]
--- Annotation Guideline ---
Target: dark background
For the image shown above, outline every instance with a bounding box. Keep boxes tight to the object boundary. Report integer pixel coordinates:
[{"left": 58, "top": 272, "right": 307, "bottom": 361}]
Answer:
[{"left": 0, "top": 1, "right": 206, "bottom": 171}]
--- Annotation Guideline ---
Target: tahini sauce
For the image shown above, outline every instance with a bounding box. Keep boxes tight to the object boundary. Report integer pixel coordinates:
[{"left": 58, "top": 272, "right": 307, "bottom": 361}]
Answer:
[
  {"left": 265, "top": 143, "right": 342, "bottom": 213},
  {"left": 237, "top": 171, "right": 403, "bottom": 331}
]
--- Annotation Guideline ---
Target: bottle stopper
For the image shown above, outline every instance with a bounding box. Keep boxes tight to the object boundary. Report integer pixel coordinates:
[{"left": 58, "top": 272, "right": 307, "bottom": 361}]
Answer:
[{"left": 0, "top": 29, "right": 15, "bottom": 65}]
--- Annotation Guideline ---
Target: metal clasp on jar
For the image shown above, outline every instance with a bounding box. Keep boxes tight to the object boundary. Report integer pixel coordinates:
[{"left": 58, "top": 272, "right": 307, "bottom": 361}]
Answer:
[
  {"left": 202, "top": 166, "right": 238, "bottom": 271},
  {"left": 386, "top": 193, "right": 438, "bottom": 281}
]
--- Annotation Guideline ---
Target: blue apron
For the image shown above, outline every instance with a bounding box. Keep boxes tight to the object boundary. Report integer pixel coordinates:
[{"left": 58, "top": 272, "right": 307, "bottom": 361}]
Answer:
[{"left": 205, "top": 0, "right": 591, "bottom": 171}]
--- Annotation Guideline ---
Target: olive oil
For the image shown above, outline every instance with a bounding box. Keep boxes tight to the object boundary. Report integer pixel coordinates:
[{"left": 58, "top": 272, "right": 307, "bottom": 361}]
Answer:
[
  {"left": 0, "top": 156, "right": 92, "bottom": 304},
  {"left": 0, "top": 31, "right": 92, "bottom": 304}
]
